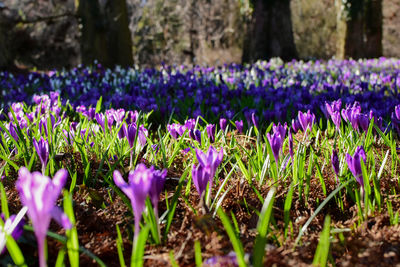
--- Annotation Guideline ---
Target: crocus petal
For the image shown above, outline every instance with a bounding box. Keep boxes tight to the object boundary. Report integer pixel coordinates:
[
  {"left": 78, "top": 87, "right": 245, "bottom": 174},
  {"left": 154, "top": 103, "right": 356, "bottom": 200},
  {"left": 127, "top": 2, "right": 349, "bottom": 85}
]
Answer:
[
  {"left": 52, "top": 169, "right": 68, "bottom": 196},
  {"left": 113, "top": 170, "right": 134, "bottom": 200},
  {"left": 50, "top": 206, "right": 72, "bottom": 229},
  {"left": 196, "top": 148, "right": 208, "bottom": 167}
]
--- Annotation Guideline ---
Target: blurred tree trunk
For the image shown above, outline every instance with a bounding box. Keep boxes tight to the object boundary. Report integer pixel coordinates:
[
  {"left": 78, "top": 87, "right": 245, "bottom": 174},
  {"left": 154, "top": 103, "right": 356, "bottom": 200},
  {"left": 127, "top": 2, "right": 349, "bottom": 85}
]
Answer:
[
  {"left": 0, "top": 9, "right": 14, "bottom": 69},
  {"left": 364, "top": 0, "right": 382, "bottom": 57},
  {"left": 336, "top": 0, "right": 382, "bottom": 59},
  {"left": 77, "top": 0, "right": 133, "bottom": 68},
  {"left": 242, "top": 0, "right": 297, "bottom": 63}
]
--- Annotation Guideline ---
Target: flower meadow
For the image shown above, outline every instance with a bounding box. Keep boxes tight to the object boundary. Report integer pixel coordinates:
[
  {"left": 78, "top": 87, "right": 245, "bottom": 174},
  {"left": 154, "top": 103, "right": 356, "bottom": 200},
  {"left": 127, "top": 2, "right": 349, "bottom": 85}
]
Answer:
[{"left": 0, "top": 58, "right": 400, "bottom": 266}]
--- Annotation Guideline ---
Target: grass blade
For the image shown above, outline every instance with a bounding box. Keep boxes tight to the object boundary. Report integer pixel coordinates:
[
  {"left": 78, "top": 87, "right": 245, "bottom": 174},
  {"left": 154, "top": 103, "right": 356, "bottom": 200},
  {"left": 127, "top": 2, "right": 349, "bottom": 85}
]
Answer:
[
  {"left": 217, "top": 208, "right": 246, "bottom": 267},
  {"left": 253, "top": 187, "right": 276, "bottom": 267}
]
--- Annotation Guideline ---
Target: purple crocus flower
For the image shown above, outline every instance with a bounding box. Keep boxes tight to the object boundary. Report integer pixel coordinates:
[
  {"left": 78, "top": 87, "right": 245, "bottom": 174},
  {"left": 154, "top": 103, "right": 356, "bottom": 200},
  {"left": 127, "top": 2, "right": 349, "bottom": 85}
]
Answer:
[
  {"left": 192, "top": 146, "right": 224, "bottom": 198},
  {"left": 291, "top": 119, "right": 301, "bottom": 133},
  {"left": 167, "top": 123, "right": 181, "bottom": 139},
  {"left": 204, "top": 251, "right": 238, "bottom": 267},
  {"left": 357, "top": 113, "right": 370, "bottom": 132},
  {"left": 138, "top": 125, "right": 148, "bottom": 147},
  {"left": 126, "top": 110, "right": 139, "bottom": 124},
  {"left": 267, "top": 132, "right": 283, "bottom": 167},
  {"left": 288, "top": 128, "right": 294, "bottom": 161},
  {"left": 49, "top": 91, "right": 59, "bottom": 106},
  {"left": 189, "top": 129, "right": 202, "bottom": 144},
  {"left": 325, "top": 100, "right": 342, "bottom": 117},
  {"left": 113, "top": 164, "right": 153, "bottom": 241},
  {"left": 272, "top": 122, "right": 287, "bottom": 139},
  {"left": 235, "top": 120, "right": 243, "bottom": 133},
  {"left": 331, "top": 149, "right": 340, "bottom": 183},
  {"left": 16, "top": 167, "right": 71, "bottom": 267},
  {"left": 149, "top": 168, "right": 167, "bottom": 210},
  {"left": 192, "top": 164, "right": 209, "bottom": 199},
  {"left": 105, "top": 109, "right": 115, "bottom": 131},
  {"left": 346, "top": 146, "right": 367, "bottom": 194},
  {"left": 206, "top": 124, "right": 216, "bottom": 143},
  {"left": 392, "top": 105, "right": 400, "bottom": 135},
  {"left": 75, "top": 105, "right": 86, "bottom": 115},
  {"left": 39, "top": 118, "right": 48, "bottom": 136},
  {"left": 251, "top": 112, "right": 258, "bottom": 128},
  {"left": 219, "top": 118, "right": 227, "bottom": 132},
  {"left": 341, "top": 102, "right": 361, "bottom": 123},
  {"left": 185, "top": 118, "right": 196, "bottom": 130},
  {"left": 124, "top": 123, "right": 137, "bottom": 149},
  {"left": 342, "top": 103, "right": 362, "bottom": 131},
  {"left": 298, "top": 110, "right": 315, "bottom": 133},
  {"left": 177, "top": 125, "right": 187, "bottom": 136},
  {"left": 95, "top": 113, "right": 106, "bottom": 133},
  {"left": 118, "top": 123, "right": 126, "bottom": 139},
  {"left": 369, "top": 110, "right": 383, "bottom": 131},
  {"left": 87, "top": 107, "right": 96, "bottom": 120},
  {"left": 33, "top": 137, "right": 49, "bottom": 174},
  {"left": 330, "top": 111, "right": 341, "bottom": 131},
  {"left": 7, "top": 122, "right": 19, "bottom": 142},
  {"left": 113, "top": 109, "right": 125, "bottom": 124}
]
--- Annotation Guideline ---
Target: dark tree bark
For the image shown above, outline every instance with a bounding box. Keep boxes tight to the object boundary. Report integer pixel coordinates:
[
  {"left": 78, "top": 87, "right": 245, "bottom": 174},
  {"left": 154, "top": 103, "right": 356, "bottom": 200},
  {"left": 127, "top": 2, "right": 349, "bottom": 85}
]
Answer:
[
  {"left": 364, "top": 0, "right": 382, "bottom": 57},
  {"left": 0, "top": 8, "right": 15, "bottom": 69},
  {"left": 77, "top": 0, "right": 133, "bottom": 68},
  {"left": 242, "top": 0, "right": 298, "bottom": 63},
  {"left": 336, "top": 0, "right": 382, "bottom": 59}
]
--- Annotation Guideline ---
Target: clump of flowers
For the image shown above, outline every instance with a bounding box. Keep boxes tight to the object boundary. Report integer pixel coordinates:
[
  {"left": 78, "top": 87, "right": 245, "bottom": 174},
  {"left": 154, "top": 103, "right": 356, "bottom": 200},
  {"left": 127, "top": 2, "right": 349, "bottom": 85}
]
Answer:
[
  {"left": 113, "top": 164, "right": 167, "bottom": 243},
  {"left": 346, "top": 146, "right": 367, "bottom": 196},
  {"left": 16, "top": 167, "right": 71, "bottom": 267},
  {"left": 192, "top": 146, "right": 224, "bottom": 209}
]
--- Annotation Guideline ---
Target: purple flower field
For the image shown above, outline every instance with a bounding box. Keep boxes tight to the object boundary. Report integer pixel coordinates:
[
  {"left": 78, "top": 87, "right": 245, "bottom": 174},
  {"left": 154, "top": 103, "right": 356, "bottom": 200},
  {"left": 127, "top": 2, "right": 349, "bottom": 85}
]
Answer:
[{"left": 0, "top": 59, "right": 400, "bottom": 266}]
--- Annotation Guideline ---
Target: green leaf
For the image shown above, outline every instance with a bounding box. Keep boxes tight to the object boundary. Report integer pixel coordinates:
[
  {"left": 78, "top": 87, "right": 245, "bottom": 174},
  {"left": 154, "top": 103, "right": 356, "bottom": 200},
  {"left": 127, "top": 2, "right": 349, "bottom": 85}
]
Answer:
[
  {"left": 95, "top": 96, "right": 103, "bottom": 113},
  {"left": 217, "top": 208, "right": 246, "bottom": 267},
  {"left": 169, "top": 250, "right": 179, "bottom": 267},
  {"left": 312, "top": 215, "right": 331, "bottom": 267},
  {"left": 253, "top": 187, "right": 276, "bottom": 267},
  {"left": 63, "top": 191, "right": 79, "bottom": 267},
  {"left": 0, "top": 182, "right": 9, "bottom": 219},
  {"left": 6, "top": 233, "right": 27, "bottom": 267},
  {"left": 116, "top": 224, "right": 126, "bottom": 267},
  {"left": 131, "top": 225, "right": 150, "bottom": 267},
  {"left": 194, "top": 240, "right": 202, "bottom": 267},
  {"left": 284, "top": 183, "right": 294, "bottom": 238},
  {"left": 55, "top": 249, "right": 66, "bottom": 267}
]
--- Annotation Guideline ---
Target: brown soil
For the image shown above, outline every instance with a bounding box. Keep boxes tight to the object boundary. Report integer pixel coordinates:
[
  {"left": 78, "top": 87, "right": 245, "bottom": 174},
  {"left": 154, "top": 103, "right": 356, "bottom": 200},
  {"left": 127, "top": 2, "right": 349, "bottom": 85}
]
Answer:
[{"left": 1, "top": 135, "right": 400, "bottom": 266}]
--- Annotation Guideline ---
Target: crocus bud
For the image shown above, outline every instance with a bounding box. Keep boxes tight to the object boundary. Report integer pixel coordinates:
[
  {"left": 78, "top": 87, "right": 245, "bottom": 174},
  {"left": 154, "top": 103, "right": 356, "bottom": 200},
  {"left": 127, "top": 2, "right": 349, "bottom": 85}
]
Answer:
[
  {"left": 251, "top": 112, "right": 258, "bottom": 128},
  {"left": 267, "top": 132, "right": 283, "bottom": 167},
  {"left": 288, "top": 128, "right": 294, "bottom": 161},
  {"left": 298, "top": 110, "right": 315, "bottom": 133},
  {"left": 33, "top": 137, "right": 49, "bottom": 173},
  {"left": 219, "top": 118, "right": 227, "bottom": 132},
  {"left": 124, "top": 123, "right": 137, "bottom": 149},
  {"left": 331, "top": 149, "right": 340, "bottom": 183},
  {"left": 235, "top": 120, "right": 243, "bottom": 133},
  {"left": 346, "top": 146, "right": 367, "bottom": 194},
  {"left": 206, "top": 124, "right": 216, "bottom": 143}
]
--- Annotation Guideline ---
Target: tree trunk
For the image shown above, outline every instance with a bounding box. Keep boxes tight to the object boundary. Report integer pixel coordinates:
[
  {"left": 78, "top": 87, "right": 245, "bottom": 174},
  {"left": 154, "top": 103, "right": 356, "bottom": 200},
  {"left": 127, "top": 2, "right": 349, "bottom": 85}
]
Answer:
[
  {"left": 242, "top": 0, "right": 297, "bottom": 63},
  {"left": 77, "top": 0, "right": 133, "bottom": 68},
  {"left": 0, "top": 10, "right": 15, "bottom": 69},
  {"left": 336, "top": 0, "right": 382, "bottom": 59},
  {"left": 364, "top": 0, "right": 382, "bottom": 57}
]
